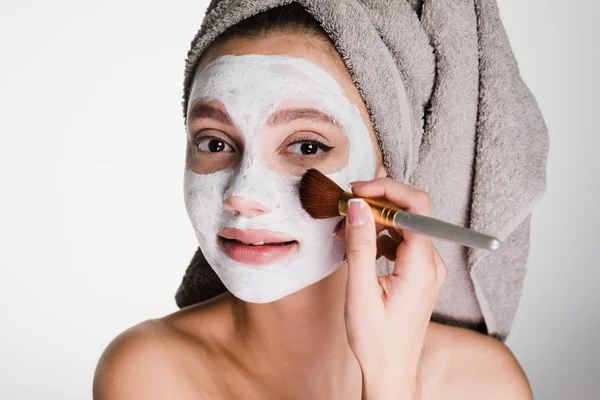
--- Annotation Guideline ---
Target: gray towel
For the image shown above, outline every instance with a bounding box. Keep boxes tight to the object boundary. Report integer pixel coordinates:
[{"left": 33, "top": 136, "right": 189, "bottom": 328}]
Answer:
[{"left": 175, "top": 0, "right": 549, "bottom": 341}]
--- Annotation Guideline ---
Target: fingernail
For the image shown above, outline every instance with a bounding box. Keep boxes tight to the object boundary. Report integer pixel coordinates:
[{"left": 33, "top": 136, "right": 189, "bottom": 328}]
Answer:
[
  {"left": 332, "top": 219, "right": 344, "bottom": 236},
  {"left": 348, "top": 198, "right": 367, "bottom": 226},
  {"left": 349, "top": 181, "right": 367, "bottom": 187}
]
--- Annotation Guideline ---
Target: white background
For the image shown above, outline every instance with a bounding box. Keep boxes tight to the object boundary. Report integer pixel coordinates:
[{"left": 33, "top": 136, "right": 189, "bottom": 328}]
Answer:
[{"left": 0, "top": 1, "right": 598, "bottom": 398}]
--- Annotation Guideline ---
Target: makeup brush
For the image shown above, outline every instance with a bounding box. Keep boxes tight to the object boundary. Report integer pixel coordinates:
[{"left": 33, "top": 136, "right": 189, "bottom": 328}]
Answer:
[{"left": 299, "top": 169, "right": 501, "bottom": 251}]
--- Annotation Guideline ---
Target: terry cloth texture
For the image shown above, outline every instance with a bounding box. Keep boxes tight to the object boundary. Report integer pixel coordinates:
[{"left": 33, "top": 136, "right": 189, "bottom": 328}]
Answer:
[{"left": 175, "top": 0, "right": 549, "bottom": 342}]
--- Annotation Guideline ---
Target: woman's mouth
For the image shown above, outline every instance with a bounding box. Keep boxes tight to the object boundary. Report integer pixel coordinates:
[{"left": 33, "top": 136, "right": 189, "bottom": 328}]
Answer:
[{"left": 217, "top": 228, "right": 299, "bottom": 265}]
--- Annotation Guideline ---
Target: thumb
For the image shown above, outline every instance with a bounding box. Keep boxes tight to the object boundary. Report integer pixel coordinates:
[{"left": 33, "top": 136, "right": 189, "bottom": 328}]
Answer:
[{"left": 345, "top": 198, "right": 379, "bottom": 305}]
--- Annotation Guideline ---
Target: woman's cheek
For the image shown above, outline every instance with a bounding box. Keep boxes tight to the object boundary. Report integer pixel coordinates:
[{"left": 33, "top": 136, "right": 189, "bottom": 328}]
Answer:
[{"left": 186, "top": 148, "right": 239, "bottom": 175}]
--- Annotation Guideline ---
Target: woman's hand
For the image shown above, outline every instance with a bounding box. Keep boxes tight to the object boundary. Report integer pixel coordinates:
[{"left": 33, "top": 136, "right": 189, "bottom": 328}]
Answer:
[{"left": 337, "top": 178, "right": 447, "bottom": 400}]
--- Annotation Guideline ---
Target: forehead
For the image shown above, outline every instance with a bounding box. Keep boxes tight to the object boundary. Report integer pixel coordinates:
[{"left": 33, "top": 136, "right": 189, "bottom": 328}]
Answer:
[
  {"left": 187, "top": 55, "right": 358, "bottom": 130},
  {"left": 189, "top": 55, "right": 349, "bottom": 108},
  {"left": 193, "top": 34, "right": 355, "bottom": 93},
  {"left": 195, "top": 53, "right": 338, "bottom": 85},
  {"left": 188, "top": 35, "right": 375, "bottom": 130}
]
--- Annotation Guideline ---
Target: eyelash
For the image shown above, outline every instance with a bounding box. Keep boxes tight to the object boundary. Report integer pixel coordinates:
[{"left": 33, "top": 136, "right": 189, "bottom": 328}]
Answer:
[
  {"left": 192, "top": 133, "right": 335, "bottom": 156},
  {"left": 285, "top": 135, "right": 334, "bottom": 155}
]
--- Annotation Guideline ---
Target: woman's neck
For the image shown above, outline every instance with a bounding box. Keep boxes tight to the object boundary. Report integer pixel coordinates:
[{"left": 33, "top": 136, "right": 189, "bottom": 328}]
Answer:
[{"left": 230, "top": 263, "right": 362, "bottom": 398}]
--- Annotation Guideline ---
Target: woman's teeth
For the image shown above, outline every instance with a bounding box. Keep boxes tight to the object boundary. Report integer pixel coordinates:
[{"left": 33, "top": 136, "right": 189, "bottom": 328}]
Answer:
[
  {"left": 232, "top": 239, "right": 265, "bottom": 246},
  {"left": 227, "top": 238, "right": 295, "bottom": 246}
]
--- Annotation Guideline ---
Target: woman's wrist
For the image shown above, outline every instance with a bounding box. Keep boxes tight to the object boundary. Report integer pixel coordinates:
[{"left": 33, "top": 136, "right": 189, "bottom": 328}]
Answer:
[{"left": 361, "top": 367, "right": 421, "bottom": 400}]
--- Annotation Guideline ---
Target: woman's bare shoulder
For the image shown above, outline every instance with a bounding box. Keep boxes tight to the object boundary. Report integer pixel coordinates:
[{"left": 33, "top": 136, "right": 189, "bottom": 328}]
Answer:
[
  {"left": 421, "top": 322, "right": 532, "bottom": 400},
  {"left": 93, "top": 295, "right": 233, "bottom": 399}
]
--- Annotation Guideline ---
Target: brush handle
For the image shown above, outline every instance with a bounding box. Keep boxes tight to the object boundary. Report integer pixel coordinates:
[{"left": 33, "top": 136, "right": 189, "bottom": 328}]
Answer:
[
  {"left": 338, "top": 192, "right": 501, "bottom": 250},
  {"left": 391, "top": 209, "right": 500, "bottom": 251}
]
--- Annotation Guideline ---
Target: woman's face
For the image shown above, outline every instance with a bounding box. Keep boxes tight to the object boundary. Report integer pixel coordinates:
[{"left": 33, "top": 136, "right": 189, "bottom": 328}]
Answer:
[
  {"left": 186, "top": 34, "right": 384, "bottom": 176},
  {"left": 184, "top": 33, "right": 386, "bottom": 303}
]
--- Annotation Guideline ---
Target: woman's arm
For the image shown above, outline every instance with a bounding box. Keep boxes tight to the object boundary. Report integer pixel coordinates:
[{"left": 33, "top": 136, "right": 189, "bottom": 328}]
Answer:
[
  {"left": 339, "top": 178, "right": 531, "bottom": 400},
  {"left": 341, "top": 178, "right": 445, "bottom": 400}
]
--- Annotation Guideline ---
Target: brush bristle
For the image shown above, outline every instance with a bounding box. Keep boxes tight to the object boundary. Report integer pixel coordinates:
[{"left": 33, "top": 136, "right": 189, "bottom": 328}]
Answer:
[{"left": 299, "top": 169, "right": 344, "bottom": 219}]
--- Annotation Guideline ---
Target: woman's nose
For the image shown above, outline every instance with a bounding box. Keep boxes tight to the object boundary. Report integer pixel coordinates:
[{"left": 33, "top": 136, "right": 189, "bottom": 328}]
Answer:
[{"left": 223, "top": 196, "right": 270, "bottom": 218}]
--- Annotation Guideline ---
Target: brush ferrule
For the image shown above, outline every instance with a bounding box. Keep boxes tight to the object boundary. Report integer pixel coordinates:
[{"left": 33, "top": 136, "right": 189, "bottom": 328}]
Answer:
[
  {"left": 338, "top": 191, "right": 354, "bottom": 216},
  {"left": 338, "top": 192, "right": 399, "bottom": 227}
]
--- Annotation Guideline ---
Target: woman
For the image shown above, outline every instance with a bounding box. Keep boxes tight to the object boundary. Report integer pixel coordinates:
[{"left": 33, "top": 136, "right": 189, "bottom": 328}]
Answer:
[{"left": 94, "top": 4, "right": 534, "bottom": 399}]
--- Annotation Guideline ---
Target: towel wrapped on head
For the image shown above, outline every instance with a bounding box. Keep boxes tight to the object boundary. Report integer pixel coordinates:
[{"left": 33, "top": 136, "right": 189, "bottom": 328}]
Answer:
[{"left": 176, "top": 0, "right": 549, "bottom": 342}]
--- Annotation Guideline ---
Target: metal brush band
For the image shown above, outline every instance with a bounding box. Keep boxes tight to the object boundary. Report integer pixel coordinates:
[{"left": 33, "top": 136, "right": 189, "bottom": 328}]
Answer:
[{"left": 337, "top": 191, "right": 399, "bottom": 227}]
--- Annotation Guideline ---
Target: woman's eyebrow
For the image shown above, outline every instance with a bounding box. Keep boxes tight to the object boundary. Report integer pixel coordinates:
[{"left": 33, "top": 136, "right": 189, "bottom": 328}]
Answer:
[
  {"left": 267, "top": 108, "right": 337, "bottom": 126},
  {"left": 188, "top": 101, "right": 233, "bottom": 125}
]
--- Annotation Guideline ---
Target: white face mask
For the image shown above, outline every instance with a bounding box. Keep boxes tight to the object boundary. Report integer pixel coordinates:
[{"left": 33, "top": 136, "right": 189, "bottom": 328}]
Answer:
[{"left": 184, "top": 54, "right": 377, "bottom": 303}]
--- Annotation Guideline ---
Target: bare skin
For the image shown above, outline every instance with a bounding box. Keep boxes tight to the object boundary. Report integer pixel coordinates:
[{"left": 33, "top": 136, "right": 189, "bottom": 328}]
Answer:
[
  {"left": 93, "top": 33, "right": 532, "bottom": 399},
  {"left": 93, "top": 286, "right": 530, "bottom": 399}
]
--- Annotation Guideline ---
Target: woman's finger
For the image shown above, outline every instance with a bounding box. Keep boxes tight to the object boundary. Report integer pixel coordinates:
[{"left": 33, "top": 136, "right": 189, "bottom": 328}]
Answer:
[
  {"left": 351, "top": 178, "right": 432, "bottom": 249},
  {"left": 351, "top": 178, "right": 434, "bottom": 278},
  {"left": 344, "top": 198, "right": 379, "bottom": 305},
  {"left": 351, "top": 178, "right": 431, "bottom": 219},
  {"left": 431, "top": 243, "right": 447, "bottom": 290},
  {"left": 335, "top": 220, "right": 388, "bottom": 241}
]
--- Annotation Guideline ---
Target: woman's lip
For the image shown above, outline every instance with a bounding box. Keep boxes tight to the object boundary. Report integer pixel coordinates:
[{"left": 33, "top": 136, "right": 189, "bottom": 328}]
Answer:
[
  {"left": 219, "top": 227, "right": 296, "bottom": 245},
  {"left": 218, "top": 237, "right": 299, "bottom": 265}
]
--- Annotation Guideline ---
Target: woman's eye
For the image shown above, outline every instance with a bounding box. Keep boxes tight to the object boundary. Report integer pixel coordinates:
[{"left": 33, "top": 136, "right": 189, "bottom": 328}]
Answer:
[
  {"left": 196, "top": 137, "right": 233, "bottom": 153},
  {"left": 287, "top": 140, "right": 333, "bottom": 156}
]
